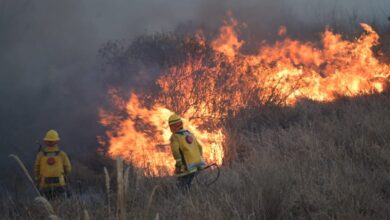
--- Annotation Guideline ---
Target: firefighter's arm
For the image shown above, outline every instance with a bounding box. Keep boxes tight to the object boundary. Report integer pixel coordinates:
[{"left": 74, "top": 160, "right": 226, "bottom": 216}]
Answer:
[
  {"left": 34, "top": 153, "right": 42, "bottom": 183},
  {"left": 170, "top": 135, "right": 183, "bottom": 168},
  {"left": 61, "top": 152, "right": 72, "bottom": 175}
]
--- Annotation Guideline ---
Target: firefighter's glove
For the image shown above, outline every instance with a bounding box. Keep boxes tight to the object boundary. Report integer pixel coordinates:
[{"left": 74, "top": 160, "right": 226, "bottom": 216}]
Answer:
[{"left": 175, "top": 161, "right": 185, "bottom": 174}]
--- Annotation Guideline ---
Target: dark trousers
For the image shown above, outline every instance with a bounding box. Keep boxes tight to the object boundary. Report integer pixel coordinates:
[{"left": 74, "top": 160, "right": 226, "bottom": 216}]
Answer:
[
  {"left": 40, "top": 186, "right": 69, "bottom": 200},
  {"left": 177, "top": 173, "right": 195, "bottom": 191}
]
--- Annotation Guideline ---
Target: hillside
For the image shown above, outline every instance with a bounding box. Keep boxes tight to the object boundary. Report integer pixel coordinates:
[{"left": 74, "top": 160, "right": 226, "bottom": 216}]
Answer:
[
  {"left": 2, "top": 90, "right": 390, "bottom": 219},
  {"left": 1, "top": 8, "right": 390, "bottom": 220}
]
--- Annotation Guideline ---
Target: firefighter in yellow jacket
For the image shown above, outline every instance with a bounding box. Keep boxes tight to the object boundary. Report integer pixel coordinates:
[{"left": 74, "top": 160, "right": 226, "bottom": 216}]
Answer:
[
  {"left": 34, "top": 129, "right": 71, "bottom": 199},
  {"left": 169, "top": 114, "right": 206, "bottom": 190}
]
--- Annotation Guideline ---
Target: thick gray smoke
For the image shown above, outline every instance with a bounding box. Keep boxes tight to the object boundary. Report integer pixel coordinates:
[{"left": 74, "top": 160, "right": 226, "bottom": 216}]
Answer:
[{"left": 0, "top": 0, "right": 389, "bottom": 178}]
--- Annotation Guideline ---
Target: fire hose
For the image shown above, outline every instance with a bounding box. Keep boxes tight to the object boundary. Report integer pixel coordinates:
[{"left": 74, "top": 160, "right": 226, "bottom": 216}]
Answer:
[
  {"left": 194, "top": 163, "right": 220, "bottom": 187},
  {"left": 174, "top": 163, "right": 220, "bottom": 186}
]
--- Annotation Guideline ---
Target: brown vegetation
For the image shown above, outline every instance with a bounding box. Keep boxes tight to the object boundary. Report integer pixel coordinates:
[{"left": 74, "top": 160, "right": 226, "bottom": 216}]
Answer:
[
  {"left": 1, "top": 89, "right": 390, "bottom": 219},
  {"left": 1, "top": 23, "right": 390, "bottom": 220}
]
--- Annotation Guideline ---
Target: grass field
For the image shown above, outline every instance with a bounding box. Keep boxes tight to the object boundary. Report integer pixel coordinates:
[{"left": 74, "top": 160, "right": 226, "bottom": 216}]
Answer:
[
  {"left": 1, "top": 22, "right": 390, "bottom": 220},
  {"left": 2, "top": 88, "right": 390, "bottom": 220}
]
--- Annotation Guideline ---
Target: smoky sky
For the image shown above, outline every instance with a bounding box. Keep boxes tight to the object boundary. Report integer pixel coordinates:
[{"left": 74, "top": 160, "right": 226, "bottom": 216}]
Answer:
[{"left": 0, "top": 0, "right": 389, "bottom": 175}]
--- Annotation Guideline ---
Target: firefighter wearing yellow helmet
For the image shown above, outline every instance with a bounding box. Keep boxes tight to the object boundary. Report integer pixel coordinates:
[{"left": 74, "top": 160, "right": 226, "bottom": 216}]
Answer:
[
  {"left": 169, "top": 114, "right": 206, "bottom": 190},
  {"left": 34, "top": 129, "right": 72, "bottom": 199}
]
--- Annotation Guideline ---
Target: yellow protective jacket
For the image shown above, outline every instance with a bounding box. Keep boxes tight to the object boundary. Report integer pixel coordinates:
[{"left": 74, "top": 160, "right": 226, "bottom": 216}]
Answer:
[
  {"left": 170, "top": 129, "right": 206, "bottom": 174},
  {"left": 34, "top": 146, "right": 71, "bottom": 189}
]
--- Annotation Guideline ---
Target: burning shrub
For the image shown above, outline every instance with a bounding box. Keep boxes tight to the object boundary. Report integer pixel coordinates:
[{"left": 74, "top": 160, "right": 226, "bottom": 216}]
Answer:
[{"left": 99, "top": 16, "right": 390, "bottom": 176}]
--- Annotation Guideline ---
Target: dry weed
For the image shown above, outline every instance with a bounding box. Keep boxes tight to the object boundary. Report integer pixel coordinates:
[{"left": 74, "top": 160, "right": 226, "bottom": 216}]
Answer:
[
  {"left": 116, "top": 157, "right": 126, "bottom": 220},
  {"left": 9, "top": 154, "right": 41, "bottom": 196},
  {"left": 103, "top": 166, "right": 111, "bottom": 217}
]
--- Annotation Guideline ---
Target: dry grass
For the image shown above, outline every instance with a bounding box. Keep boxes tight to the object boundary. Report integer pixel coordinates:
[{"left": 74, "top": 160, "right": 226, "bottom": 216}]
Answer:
[
  {"left": 34, "top": 197, "right": 59, "bottom": 219},
  {"left": 2, "top": 92, "right": 390, "bottom": 220},
  {"left": 124, "top": 167, "right": 130, "bottom": 199},
  {"left": 83, "top": 209, "right": 90, "bottom": 220},
  {"left": 8, "top": 154, "right": 40, "bottom": 196},
  {"left": 103, "top": 166, "right": 111, "bottom": 217},
  {"left": 144, "top": 185, "right": 161, "bottom": 220},
  {"left": 116, "top": 157, "right": 126, "bottom": 220}
]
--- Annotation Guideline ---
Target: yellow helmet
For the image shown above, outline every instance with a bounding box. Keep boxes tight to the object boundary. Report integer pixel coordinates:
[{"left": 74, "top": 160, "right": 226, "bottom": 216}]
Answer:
[
  {"left": 43, "top": 129, "right": 60, "bottom": 141},
  {"left": 168, "top": 114, "right": 182, "bottom": 125}
]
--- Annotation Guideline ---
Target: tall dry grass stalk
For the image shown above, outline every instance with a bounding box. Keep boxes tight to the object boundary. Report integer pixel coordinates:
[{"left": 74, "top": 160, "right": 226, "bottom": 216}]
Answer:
[
  {"left": 135, "top": 169, "right": 141, "bottom": 192},
  {"left": 9, "top": 154, "right": 41, "bottom": 196},
  {"left": 116, "top": 157, "right": 126, "bottom": 220},
  {"left": 34, "top": 196, "right": 60, "bottom": 219},
  {"left": 124, "top": 166, "right": 130, "bottom": 198},
  {"left": 144, "top": 185, "right": 161, "bottom": 220},
  {"left": 83, "top": 209, "right": 90, "bottom": 220},
  {"left": 103, "top": 166, "right": 111, "bottom": 217},
  {"left": 48, "top": 215, "right": 61, "bottom": 220}
]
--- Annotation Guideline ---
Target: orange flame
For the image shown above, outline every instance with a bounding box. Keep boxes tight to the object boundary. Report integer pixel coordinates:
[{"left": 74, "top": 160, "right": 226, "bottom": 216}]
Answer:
[
  {"left": 211, "top": 16, "right": 243, "bottom": 59},
  {"left": 100, "top": 17, "right": 390, "bottom": 176},
  {"left": 100, "top": 93, "right": 224, "bottom": 176}
]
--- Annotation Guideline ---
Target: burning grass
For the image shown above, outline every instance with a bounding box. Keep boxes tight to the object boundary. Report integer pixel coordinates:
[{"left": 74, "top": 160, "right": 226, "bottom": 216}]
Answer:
[
  {"left": 99, "top": 16, "right": 390, "bottom": 176},
  {"left": 2, "top": 16, "right": 390, "bottom": 220}
]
